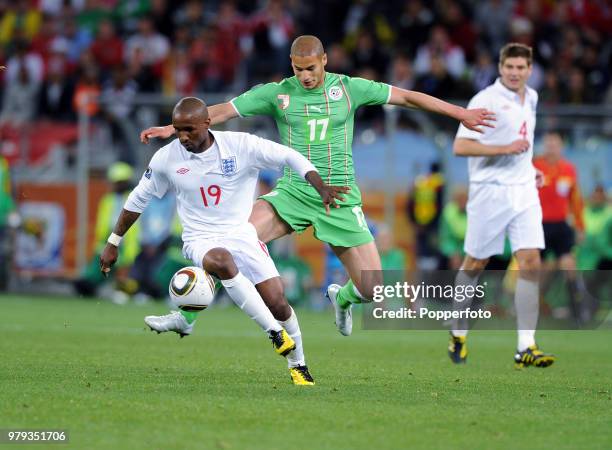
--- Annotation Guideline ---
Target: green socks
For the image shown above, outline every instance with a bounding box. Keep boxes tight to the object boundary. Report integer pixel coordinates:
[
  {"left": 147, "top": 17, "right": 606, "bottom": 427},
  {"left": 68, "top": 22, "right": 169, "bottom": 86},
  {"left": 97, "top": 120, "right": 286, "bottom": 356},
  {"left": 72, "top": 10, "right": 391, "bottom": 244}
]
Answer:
[
  {"left": 180, "top": 310, "right": 199, "bottom": 324},
  {"left": 336, "top": 280, "right": 363, "bottom": 309}
]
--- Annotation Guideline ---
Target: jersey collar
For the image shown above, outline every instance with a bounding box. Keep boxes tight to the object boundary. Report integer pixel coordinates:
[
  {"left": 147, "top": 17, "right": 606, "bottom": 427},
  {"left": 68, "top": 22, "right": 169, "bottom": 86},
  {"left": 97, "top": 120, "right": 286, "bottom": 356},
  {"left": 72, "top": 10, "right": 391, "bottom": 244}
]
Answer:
[
  {"left": 178, "top": 130, "right": 219, "bottom": 160},
  {"left": 493, "top": 78, "right": 534, "bottom": 104},
  {"left": 292, "top": 73, "right": 328, "bottom": 94}
]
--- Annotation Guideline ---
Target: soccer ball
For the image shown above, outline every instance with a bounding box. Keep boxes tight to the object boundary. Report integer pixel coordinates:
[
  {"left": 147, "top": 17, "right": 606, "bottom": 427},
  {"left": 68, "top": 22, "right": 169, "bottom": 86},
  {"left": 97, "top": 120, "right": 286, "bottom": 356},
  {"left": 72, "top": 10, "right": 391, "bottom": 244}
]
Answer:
[{"left": 169, "top": 266, "right": 216, "bottom": 311}]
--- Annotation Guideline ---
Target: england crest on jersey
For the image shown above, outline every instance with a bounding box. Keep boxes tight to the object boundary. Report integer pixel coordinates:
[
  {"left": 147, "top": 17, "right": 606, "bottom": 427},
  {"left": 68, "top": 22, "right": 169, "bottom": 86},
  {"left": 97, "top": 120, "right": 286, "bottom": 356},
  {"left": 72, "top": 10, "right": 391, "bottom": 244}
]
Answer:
[
  {"left": 277, "top": 94, "right": 290, "bottom": 110},
  {"left": 221, "top": 156, "right": 237, "bottom": 177}
]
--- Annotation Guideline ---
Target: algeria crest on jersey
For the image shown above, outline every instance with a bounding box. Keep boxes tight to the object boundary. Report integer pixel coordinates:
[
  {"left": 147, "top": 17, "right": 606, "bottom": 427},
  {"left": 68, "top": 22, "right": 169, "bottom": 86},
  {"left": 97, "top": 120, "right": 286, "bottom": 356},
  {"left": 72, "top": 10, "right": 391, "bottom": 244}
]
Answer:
[
  {"left": 277, "top": 94, "right": 290, "bottom": 110},
  {"left": 221, "top": 156, "right": 237, "bottom": 177},
  {"left": 328, "top": 86, "right": 343, "bottom": 101}
]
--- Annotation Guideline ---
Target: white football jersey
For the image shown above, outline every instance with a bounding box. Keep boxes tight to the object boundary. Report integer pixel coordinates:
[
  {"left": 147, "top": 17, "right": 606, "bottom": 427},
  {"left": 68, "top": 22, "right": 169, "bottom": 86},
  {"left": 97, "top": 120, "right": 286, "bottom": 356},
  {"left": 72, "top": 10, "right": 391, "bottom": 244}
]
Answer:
[
  {"left": 456, "top": 78, "right": 538, "bottom": 185},
  {"left": 124, "top": 130, "right": 316, "bottom": 242}
]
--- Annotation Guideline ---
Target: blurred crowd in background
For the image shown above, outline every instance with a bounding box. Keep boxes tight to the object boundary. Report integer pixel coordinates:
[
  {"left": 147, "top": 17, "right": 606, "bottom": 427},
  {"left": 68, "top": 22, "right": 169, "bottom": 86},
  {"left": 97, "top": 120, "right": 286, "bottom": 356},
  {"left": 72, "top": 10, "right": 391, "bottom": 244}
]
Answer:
[
  {"left": 1, "top": 0, "right": 611, "bottom": 129},
  {"left": 0, "top": 0, "right": 610, "bottom": 318}
]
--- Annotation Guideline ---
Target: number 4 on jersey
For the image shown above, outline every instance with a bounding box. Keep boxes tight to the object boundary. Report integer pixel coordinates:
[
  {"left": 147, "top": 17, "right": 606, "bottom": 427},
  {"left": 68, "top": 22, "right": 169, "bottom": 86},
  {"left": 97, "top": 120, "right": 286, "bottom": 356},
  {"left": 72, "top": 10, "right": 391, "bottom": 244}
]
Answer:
[{"left": 519, "top": 121, "right": 527, "bottom": 140}]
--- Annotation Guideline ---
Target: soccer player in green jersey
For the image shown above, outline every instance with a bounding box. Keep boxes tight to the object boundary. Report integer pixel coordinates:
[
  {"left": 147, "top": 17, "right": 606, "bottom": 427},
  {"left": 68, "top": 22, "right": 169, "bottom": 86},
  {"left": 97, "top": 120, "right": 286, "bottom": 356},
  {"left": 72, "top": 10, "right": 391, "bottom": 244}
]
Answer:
[{"left": 141, "top": 35, "right": 494, "bottom": 338}]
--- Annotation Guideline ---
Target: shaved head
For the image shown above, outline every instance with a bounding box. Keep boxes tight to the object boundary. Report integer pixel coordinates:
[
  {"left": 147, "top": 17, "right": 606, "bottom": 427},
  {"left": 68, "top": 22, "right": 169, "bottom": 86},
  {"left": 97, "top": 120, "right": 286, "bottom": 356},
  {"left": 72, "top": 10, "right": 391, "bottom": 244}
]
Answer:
[
  {"left": 290, "top": 35, "right": 327, "bottom": 89},
  {"left": 173, "top": 96, "right": 209, "bottom": 120},
  {"left": 172, "top": 97, "right": 212, "bottom": 153},
  {"left": 290, "top": 35, "right": 324, "bottom": 57}
]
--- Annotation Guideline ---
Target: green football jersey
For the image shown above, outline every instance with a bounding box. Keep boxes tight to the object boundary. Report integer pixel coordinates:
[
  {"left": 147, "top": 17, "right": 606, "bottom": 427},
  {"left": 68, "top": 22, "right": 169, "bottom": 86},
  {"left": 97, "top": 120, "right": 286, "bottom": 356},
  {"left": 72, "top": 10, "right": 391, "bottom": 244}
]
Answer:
[{"left": 231, "top": 73, "right": 391, "bottom": 187}]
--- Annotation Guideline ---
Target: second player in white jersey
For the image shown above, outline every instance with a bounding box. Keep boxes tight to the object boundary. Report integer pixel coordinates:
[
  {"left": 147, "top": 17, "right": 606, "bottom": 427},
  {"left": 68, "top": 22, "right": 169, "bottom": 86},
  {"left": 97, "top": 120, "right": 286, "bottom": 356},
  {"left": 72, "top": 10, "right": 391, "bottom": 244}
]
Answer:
[
  {"left": 448, "top": 43, "right": 555, "bottom": 369},
  {"left": 456, "top": 78, "right": 538, "bottom": 186}
]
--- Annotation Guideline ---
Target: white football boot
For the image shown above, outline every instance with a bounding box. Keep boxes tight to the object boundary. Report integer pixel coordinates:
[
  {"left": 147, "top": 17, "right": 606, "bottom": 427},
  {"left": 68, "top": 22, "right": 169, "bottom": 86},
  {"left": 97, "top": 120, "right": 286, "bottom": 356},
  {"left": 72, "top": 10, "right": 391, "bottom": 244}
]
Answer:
[
  {"left": 326, "top": 284, "right": 352, "bottom": 336},
  {"left": 144, "top": 311, "right": 194, "bottom": 338}
]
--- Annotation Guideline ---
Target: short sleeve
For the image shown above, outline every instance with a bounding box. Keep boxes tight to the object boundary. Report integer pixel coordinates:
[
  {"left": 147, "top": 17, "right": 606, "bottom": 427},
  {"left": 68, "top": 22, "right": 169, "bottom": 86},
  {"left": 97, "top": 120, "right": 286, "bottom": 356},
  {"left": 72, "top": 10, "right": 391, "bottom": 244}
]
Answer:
[
  {"left": 455, "top": 92, "right": 491, "bottom": 141},
  {"left": 142, "top": 150, "right": 170, "bottom": 198},
  {"left": 231, "top": 83, "right": 278, "bottom": 118},
  {"left": 347, "top": 77, "right": 391, "bottom": 108},
  {"left": 124, "top": 149, "right": 170, "bottom": 213}
]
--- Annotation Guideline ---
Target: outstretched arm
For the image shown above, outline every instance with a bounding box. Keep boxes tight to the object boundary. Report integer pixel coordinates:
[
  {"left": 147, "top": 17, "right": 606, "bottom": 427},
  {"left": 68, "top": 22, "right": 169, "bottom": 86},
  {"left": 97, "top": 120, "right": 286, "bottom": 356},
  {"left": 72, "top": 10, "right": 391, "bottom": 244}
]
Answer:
[
  {"left": 453, "top": 138, "right": 529, "bottom": 157},
  {"left": 99, "top": 209, "right": 141, "bottom": 276},
  {"left": 388, "top": 86, "right": 496, "bottom": 133},
  {"left": 209, "top": 102, "right": 240, "bottom": 125},
  {"left": 140, "top": 102, "right": 239, "bottom": 144}
]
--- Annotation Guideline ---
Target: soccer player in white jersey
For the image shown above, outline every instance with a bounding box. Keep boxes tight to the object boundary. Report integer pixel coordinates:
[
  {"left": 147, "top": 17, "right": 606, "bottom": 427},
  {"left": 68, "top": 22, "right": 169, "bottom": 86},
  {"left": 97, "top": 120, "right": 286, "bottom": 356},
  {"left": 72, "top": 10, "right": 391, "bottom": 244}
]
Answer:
[
  {"left": 100, "top": 97, "right": 347, "bottom": 385},
  {"left": 448, "top": 43, "right": 555, "bottom": 368}
]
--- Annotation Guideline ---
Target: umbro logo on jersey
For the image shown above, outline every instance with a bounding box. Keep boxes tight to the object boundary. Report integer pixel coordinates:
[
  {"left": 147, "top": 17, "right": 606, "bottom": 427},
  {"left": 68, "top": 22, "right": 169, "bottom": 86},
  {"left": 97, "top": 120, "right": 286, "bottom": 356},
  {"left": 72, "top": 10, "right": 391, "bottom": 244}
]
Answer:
[
  {"left": 329, "top": 86, "right": 343, "bottom": 100},
  {"left": 309, "top": 105, "right": 322, "bottom": 113},
  {"left": 176, "top": 168, "right": 190, "bottom": 174}
]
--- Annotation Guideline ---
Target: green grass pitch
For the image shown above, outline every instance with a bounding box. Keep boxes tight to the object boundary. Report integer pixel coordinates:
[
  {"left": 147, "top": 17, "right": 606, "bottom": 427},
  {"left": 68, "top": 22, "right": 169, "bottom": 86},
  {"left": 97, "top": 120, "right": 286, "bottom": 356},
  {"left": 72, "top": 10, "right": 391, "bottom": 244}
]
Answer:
[{"left": 1, "top": 295, "right": 611, "bottom": 450}]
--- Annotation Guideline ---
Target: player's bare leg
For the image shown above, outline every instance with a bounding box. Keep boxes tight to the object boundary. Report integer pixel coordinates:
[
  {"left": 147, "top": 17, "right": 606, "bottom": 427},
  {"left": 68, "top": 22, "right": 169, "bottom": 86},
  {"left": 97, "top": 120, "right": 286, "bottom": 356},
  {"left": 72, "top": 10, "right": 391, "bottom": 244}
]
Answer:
[
  {"left": 325, "top": 241, "right": 382, "bottom": 336},
  {"left": 250, "top": 199, "right": 292, "bottom": 243},
  {"left": 448, "top": 254, "right": 489, "bottom": 363},
  {"left": 332, "top": 241, "right": 383, "bottom": 298},
  {"left": 256, "top": 277, "right": 292, "bottom": 320},
  {"left": 458, "top": 254, "right": 489, "bottom": 275}
]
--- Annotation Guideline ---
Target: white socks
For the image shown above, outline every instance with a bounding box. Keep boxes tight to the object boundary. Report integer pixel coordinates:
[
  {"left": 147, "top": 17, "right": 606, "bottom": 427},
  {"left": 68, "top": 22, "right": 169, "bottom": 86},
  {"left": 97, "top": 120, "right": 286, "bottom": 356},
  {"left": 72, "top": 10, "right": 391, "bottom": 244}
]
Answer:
[
  {"left": 515, "top": 277, "right": 539, "bottom": 351},
  {"left": 451, "top": 269, "right": 480, "bottom": 338},
  {"left": 279, "top": 307, "right": 305, "bottom": 367},
  {"left": 221, "top": 273, "right": 282, "bottom": 333},
  {"left": 450, "top": 267, "right": 540, "bottom": 351}
]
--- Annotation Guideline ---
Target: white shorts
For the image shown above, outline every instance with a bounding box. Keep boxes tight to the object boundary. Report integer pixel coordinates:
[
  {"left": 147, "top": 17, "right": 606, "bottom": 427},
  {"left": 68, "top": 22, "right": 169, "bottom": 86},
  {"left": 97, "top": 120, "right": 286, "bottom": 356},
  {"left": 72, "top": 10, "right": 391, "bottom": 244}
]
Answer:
[
  {"left": 182, "top": 224, "right": 279, "bottom": 285},
  {"left": 464, "top": 183, "right": 545, "bottom": 259}
]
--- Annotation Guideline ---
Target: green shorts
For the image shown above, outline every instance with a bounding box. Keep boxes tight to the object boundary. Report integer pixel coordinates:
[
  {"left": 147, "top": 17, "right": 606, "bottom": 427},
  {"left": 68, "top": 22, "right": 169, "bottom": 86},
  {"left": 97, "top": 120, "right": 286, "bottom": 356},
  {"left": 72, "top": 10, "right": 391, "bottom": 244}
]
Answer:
[{"left": 260, "top": 179, "right": 373, "bottom": 248}]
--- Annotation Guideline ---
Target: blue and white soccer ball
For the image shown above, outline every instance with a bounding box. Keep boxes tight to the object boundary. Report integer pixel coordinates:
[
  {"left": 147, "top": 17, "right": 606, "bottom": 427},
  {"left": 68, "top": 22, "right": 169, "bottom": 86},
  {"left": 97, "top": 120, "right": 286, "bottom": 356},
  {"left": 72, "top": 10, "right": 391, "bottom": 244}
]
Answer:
[{"left": 169, "top": 266, "right": 216, "bottom": 311}]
